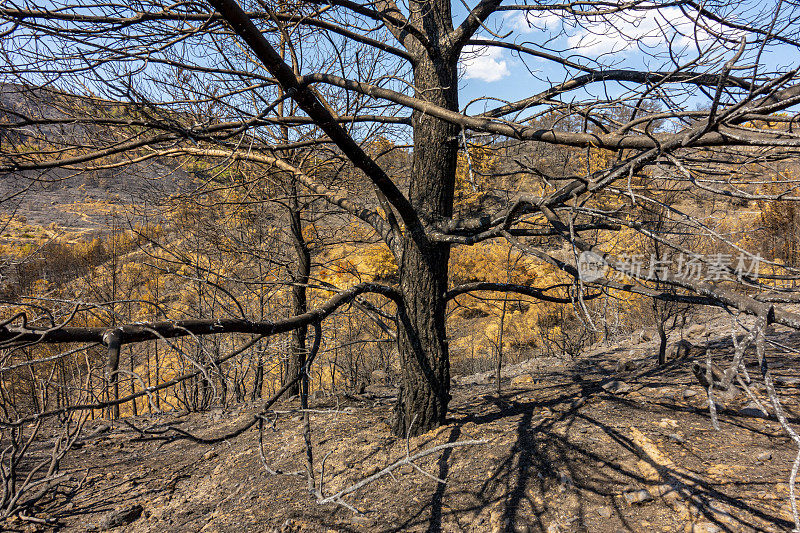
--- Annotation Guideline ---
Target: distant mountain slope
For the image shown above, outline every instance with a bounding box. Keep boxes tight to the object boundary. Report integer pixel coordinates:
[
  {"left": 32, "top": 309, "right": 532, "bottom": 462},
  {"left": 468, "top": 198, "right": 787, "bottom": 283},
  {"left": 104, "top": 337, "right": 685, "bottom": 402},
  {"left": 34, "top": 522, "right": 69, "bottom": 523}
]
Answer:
[{"left": 0, "top": 83, "right": 191, "bottom": 230}]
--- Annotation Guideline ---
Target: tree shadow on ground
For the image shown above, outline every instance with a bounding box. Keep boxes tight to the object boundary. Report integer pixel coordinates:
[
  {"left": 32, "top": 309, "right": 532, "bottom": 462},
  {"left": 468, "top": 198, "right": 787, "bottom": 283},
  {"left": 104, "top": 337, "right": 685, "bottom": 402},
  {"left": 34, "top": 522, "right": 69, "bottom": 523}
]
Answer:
[{"left": 408, "top": 361, "right": 793, "bottom": 532}]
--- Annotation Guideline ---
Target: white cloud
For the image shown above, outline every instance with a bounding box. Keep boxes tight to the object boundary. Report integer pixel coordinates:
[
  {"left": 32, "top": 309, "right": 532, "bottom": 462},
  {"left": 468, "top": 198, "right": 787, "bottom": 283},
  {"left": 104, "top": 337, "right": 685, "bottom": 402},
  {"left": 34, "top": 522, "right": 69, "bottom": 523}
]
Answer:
[
  {"left": 505, "top": 11, "right": 561, "bottom": 34},
  {"left": 566, "top": 7, "right": 691, "bottom": 55},
  {"left": 460, "top": 45, "right": 510, "bottom": 82},
  {"left": 505, "top": 6, "right": 736, "bottom": 58}
]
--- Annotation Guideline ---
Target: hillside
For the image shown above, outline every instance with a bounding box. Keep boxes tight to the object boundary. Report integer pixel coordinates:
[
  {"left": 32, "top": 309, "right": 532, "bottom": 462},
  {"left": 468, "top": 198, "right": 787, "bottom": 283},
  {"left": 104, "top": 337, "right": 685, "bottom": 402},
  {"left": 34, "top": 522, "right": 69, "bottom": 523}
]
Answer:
[
  {"left": 4, "top": 310, "right": 800, "bottom": 533},
  {"left": 0, "top": 83, "right": 191, "bottom": 232}
]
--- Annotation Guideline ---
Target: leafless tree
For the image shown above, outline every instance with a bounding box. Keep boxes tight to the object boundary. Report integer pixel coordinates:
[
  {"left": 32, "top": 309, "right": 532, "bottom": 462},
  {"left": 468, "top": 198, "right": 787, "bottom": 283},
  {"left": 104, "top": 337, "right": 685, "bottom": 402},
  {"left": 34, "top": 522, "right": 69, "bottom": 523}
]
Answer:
[{"left": 1, "top": 0, "right": 800, "bottom": 446}]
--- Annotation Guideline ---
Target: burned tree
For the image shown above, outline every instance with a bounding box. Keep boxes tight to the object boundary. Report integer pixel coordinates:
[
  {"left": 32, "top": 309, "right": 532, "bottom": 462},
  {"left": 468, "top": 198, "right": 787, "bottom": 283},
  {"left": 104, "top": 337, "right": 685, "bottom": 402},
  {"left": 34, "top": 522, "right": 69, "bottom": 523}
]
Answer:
[{"left": 1, "top": 1, "right": 800, "bottom": 443}]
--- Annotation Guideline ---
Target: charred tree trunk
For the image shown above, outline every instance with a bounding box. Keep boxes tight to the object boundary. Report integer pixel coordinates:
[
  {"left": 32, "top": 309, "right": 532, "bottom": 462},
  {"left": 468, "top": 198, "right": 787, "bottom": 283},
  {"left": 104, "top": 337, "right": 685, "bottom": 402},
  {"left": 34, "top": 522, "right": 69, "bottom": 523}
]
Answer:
[
  {"left": 392, "top": 24, "right": 458, "bottom": 436},
  {"left": 394, "top": 238, "right": 452, "bottom": 436},
  {"left": 153, "top": 340, "right": 160, "bottom": 410},
  {"left": 129, "top": 347, "right": 137, "bottom": 416},
  {"left": 252, "top": 344, "right": 264, "bottom": 401},
  {"left": 284, "top": 182, "right": 310, "bottom": 396},
  {"left": 497, "top": 294, "right": 509, "bottom": 396},
  {"left": 657, "top": 319, "right": 668, "bottom": 365},
  {"left": 104, "top": 330, "right": 121, "bottom": 419}
]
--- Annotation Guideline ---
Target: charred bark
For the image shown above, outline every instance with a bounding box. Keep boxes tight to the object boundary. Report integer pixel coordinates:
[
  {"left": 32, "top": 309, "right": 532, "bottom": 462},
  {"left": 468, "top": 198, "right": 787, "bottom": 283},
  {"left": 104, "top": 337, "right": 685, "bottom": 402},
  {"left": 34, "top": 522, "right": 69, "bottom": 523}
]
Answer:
[
  {"left": 657, "top": 320, "right": 668, "bottom": 366},
  {"left": 392, "top": 9, "right": 459, "bottom": 436},
  {"left": 284, "top": 183, "right": 311, "bottom": 397}
]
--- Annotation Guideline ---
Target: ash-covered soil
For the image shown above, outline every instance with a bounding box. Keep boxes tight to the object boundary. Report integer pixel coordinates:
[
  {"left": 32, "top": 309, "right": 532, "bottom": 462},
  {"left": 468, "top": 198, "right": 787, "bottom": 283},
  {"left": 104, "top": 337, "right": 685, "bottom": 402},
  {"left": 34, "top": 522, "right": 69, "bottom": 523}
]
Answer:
[{"left": 5, "top": 315, "right": 800, "bottom": 533}]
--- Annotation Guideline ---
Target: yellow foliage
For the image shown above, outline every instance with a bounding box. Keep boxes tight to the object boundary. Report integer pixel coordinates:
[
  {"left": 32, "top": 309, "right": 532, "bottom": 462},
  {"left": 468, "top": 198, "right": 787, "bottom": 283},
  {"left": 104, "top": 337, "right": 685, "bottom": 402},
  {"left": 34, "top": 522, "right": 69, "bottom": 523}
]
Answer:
[
  {"left": 581, "top": 146, "right": 614, "bottom": 175},
  {"left": 450, "top": 241, "right": 539, "bottom": 284},
  {"left": 455, "top": 143, "right": 497, "bottom": 210},
  {"left": 360, "top": 245, "right": 397, "bottom": 280},
  {"left": 366, "top": 135, "right": 395, "bottom": 157},
  {"left": 318, "top": 242, "right": 397, "bottom": 286}
]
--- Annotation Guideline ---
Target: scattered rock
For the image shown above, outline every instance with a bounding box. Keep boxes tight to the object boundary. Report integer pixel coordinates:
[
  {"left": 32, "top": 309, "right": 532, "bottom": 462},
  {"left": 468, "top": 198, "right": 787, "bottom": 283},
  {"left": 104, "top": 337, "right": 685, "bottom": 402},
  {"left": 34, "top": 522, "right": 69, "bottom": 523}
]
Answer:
[
  {"left": 774, "top": 376, "right": 800, "bottom": 387},
  {"left": 757, "top": 451, "right": 772, "bottom": 462},
  {"left": 659, "top": 389, "right": 677, "bottom": 401},
  {"left": 455, "top": 374, "right": 483, "bottom": 386},
  {"left": 658, "top": 418, "right": 678, "bottom": 429},
  {"left": 350, "top": 515, "right": 374, "bottom": 527},
  {"left": 601, "top": 379, "right": 631, "bottom": 394},
  {"left": 311, "top": 389, "right": 326, "bottom": 400},
  {"left": 370, "top": 370, "right": 388, "bottom": 384},
  {"left": 652, "top": 483, "right": 679, "bottom": 498},
  {"left": 362, "top": 465, "right": 380, "bottom": 477},
  {"left": 686, "top": 323, "right": 707, "bottom": 337},
  {"left": 596, "top": 506, "right": 613, "bottom": 518},
  {"left": 623, "top": 489, "right": 654, "bottom": 505},
  {"left": 709, "top": 505, "right": 735, "bottom": 526},
  {"left": 278, "top": 518, "right": 306, "bottom": 533},
  {"left": 616, "top": 359, "right": 639, "bottom": 372},
  {"left": 692, "top": 362, "right": 739, "bottom": 401},
  {"left": 780, "top": 502, "right": 796, "bottom": 521},
  {"left": 511, "top": 374, "right": 535, "bottom": 387},
  {"left": 570, "top": 397, "right": 586, "bottom": 409},
  {"left": 99, "top": 504, "right": 143, "bottom": 529},
  {"left": 489, "top": 505, "right": 512, "bottom": 533},
  {"left": 637, "top": 459, "right": 660, "bottom": 481},
  {"left": 667, "top": 433, "right": 685, "bottom": 444},
  {"left": 202, "top": 449, "right": 218, "bottom": 461},
  {"left": 740, "top": 402, "right": 770, "bottom": 418},
  {"left": 674, "top": 502, "right": 692, "bottom": 521},
  {"left": 82, "top": 424, "right": 111, "bottom": 441},
  {"left": 669, "top": 339, "right": 697, "bottom": 360},
  {"left": 682, "top": 389, "right": 698, "bottom": 399},
  {"left": 684, "top": 522, "right": 722, "bottom": 533}
]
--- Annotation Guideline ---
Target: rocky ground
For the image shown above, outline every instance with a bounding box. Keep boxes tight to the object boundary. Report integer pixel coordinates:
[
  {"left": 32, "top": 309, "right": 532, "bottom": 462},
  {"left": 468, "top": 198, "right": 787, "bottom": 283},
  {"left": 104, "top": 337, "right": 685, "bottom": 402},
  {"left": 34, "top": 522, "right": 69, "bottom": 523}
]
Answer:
[{"left": 4, "top": 313, "right": 800, "bottom": 532}]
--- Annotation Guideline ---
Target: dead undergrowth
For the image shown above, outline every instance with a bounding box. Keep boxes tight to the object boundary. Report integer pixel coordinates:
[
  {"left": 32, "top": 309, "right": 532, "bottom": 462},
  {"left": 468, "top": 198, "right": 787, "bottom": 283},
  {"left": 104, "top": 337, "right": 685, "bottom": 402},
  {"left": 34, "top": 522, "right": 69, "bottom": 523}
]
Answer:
[{"left": 3, "top": 316, "right": 800, "bottom": 533}]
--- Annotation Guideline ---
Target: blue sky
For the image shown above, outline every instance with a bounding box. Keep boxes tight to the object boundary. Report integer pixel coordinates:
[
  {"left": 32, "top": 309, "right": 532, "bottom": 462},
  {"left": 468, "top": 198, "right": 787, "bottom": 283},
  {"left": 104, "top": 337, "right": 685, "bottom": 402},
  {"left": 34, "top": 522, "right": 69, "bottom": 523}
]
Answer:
[
  {"left": 456, "top": 2, "right": 798, "bottom": 115},
  {"left": 6, "top": 1, "right": 795, "bottom": 122}
]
